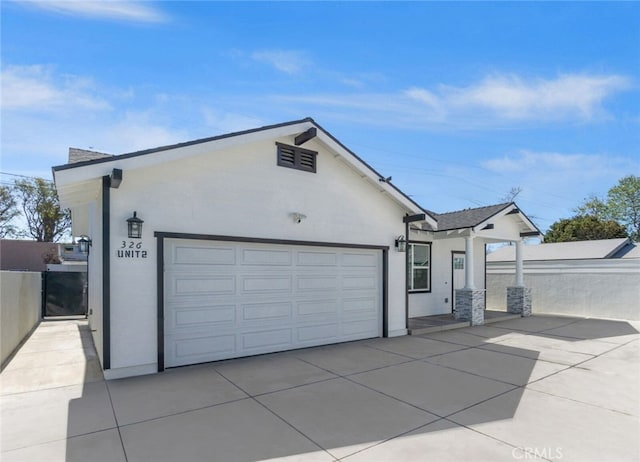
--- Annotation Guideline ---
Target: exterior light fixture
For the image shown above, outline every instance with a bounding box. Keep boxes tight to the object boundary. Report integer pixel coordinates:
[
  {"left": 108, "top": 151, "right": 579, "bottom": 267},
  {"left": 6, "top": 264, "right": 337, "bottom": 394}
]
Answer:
[
  {"left": 395, "top": 235, "right": 407, "bottom": 252},
  {"left": 127, "top": 211, "right": 144, "bottom": 239},
  {"left": 78, "top": 235, "right": 92, "bottom": 255}
]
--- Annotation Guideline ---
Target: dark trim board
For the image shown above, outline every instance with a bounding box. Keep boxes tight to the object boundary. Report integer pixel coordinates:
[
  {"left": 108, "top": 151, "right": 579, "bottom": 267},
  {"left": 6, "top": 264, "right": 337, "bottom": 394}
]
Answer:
[
  {"left": 382, "top": 249, "right": 389, "bottom": 337},
  {"left": 155, "top": 232, "right": 390, "bottom": 372},
  {"left": 154, "top": 232, "right": 389, "bottom": 250},
  {"left": 101, "top": 176, "right": 111, "bottom": 370},
  {"left": 156, "top": 235, "right": 165, "bottom": 372}
]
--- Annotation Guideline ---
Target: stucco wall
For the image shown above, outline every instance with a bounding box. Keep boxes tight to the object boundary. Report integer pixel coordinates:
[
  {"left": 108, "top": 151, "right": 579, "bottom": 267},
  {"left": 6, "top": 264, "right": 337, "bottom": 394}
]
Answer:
[
  {"left": 487, "top": 259, "right": 640, "bottom": 320},
  {"left": 1, "top": 271, "right": 42, "bottom": 366},
  {"left": 101, "top": 135, "right": 410, "bottom": 373}
]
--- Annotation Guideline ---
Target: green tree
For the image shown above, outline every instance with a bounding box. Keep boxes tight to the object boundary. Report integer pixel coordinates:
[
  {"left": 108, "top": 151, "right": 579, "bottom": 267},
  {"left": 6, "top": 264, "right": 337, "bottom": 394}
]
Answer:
[
  {"left": 0, "top": 185, "right": 20, "bottom": 237},
  {"left": 544, "top": 215, "right": 628, "bottom": 243},
  {"left": 12, "top": 178, "right": 71, "bottom": 242},
  {"left": 575, "top": 175, "right": 640, "bottom": 241},
  {"left": 606, "top": 175, "right": 640, "bottom": 241},
  {"left": 574, "top": 194, "right": 610, "bottom": 221}
]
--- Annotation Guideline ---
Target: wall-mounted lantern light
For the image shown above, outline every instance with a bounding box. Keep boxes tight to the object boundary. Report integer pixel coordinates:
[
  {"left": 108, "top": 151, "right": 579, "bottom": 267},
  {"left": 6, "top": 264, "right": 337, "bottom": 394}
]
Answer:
[
  {"left": 78, "top": 235, "right": 92, "bottom": 255},
  {"left": 127, "top": 211, "right": 144, "bottom": 239},
  {"left": 395, "top": 235, "right": 406, "bottom": 252}
]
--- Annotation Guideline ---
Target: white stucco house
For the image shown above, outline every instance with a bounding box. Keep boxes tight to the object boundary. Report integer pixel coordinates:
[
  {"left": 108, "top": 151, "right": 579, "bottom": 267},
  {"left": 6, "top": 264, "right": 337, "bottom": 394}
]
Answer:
[{"left": 53, "top": 118, "right": 540, "bottom": 379}]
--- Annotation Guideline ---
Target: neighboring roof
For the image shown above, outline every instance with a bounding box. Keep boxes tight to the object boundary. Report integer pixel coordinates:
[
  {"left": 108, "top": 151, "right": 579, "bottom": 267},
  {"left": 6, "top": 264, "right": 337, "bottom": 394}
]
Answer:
[
  {"left": 433, "top": 203, "right": 513, "bottom": 231},
  {"left": 52, "top": 117, "right": 436, "bottom": 227},
  {"left": 487, "top": 238, "right": 636, "bottom": 262},
  {"left": 68, "top": 148, "right": 112, "bottom": 164},
  {"left": 615, "top": 242, "right": 640, "bottom": 259},
  {"left": 0, "top": 239, "right": 60, "bottom": 271}
]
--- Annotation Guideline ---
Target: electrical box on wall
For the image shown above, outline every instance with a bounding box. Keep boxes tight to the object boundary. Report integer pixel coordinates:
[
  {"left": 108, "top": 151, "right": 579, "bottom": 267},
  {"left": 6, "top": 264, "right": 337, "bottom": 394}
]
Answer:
[{"left": 444, "top": 298, "right": 449, "bottom": 303}]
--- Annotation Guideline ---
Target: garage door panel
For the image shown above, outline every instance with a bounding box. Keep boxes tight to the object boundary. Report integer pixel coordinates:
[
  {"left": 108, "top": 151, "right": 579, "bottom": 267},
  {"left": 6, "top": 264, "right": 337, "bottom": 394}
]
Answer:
[
  {"left": 342, "top": 297, "right": 378, "bottom": 314},
  {"left": 241, "top": 301, "right": 292, "bottom": 321},
  {"left": 342, "top": 253, "right": 378, "bottom": 267},
  {"left": 342, "top": 318, "right": 380, "bottom": 337},
  {"left": 241, "top": 248, "right": 292, "bottom": 266},
  {"left": 241, "top": 328, "right": 292, "bottom": 351},
  {"left": 171, "top": 275, "right": 236, "bottom": 296},
  {"left": 342, "top": 275, "right": 377, "bottom": 290},
  {"left": 173, "top": 244, "right": 236, "bottom": 266},
  {"left": 241, "top": 275, "right": 292, "bottom": 293},
  {"left": 297, "top": 250, "right": 339, "bottom": 266},
  {"left": 296, "top": 275, "right": 339, "bottom": 291},
  {"left": 297, "top": 323, "right": 340, "bottom": 342},
  {"left": 171, "top": 333, "right": 236, "bottom": 365},
  {"left": 296, "top": 299, "right": 339, "bottom": 316},
  {"left": 164, "top": 239, "right": 382, "bottom": 368},
  {"left": 172, "top": 305, "right": 236, "bottom": 329}
]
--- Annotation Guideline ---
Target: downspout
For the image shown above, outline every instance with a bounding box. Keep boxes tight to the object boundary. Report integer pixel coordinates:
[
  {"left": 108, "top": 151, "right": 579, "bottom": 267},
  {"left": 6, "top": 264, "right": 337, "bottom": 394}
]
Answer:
[
  {"left": 102, "top": 176, "right": 111, "bottom": 369},
  {"left": 404, "top": 218, "right": 409, "bottom": 330}
]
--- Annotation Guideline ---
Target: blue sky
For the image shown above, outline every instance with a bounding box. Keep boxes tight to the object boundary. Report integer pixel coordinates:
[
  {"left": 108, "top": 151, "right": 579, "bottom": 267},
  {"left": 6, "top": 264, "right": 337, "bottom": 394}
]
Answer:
[{"left": 2, "top": 1, "right": 639, "bottom": 232}]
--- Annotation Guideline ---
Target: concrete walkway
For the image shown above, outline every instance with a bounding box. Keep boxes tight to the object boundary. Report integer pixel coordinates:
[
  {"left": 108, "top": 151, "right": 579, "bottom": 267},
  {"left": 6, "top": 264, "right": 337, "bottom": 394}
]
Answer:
[{"left": 1, "top": 315, "right": 639, "bottom": 461}]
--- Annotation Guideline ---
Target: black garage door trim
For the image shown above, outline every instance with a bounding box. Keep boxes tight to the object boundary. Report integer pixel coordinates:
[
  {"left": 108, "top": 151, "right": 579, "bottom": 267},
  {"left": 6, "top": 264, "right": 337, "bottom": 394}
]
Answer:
[{"left": 155, "top": 231, "right": 389, "bottom": 372}]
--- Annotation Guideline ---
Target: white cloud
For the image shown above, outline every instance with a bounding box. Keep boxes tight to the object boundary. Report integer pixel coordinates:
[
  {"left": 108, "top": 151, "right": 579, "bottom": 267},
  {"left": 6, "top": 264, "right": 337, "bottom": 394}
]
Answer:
[
  {"left": 201, "top": 108, "right": 265, "bottom": 134},
  {"left": 250, "top": 50, "right": 309, "bottom": 74},
  {"left": 276, "top": 72, "right": 632, "bottom": 129},
  {"left": 481, "top": 149, "right": 633, "bottom": 175},
  {"left": 1, "top": 64, "right": 110, "bottom": 111},
  {"left": 103, "top": 111, "right": 189, "bottom": 153},
  {"left": 16, "top": 0, "right": 167, "bottom": 23},
  {"left": 435, "top": 73, "right": 631, "bottom": 120}
]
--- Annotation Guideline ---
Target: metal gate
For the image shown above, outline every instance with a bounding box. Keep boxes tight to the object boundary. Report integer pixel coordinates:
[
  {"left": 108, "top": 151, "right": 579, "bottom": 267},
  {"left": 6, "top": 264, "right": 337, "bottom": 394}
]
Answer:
[{"left": 43, "top": 270, "right": 87, "bottom": 317}]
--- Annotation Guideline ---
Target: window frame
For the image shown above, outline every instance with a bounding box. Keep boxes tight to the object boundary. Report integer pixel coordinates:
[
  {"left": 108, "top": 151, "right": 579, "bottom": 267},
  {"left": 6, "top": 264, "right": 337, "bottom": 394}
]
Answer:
[
  {"left": 276, "top": 142, "right": 318, "bottom": 173},
  {"left": 407, "top": 241, "right": 432, "bottom": 293}
]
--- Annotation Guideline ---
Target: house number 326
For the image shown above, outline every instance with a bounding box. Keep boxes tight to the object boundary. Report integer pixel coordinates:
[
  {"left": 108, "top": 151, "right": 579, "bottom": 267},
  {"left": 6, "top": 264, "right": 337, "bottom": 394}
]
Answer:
[{"left": 121, "top": 241, "right": 142, "bottom": 249}]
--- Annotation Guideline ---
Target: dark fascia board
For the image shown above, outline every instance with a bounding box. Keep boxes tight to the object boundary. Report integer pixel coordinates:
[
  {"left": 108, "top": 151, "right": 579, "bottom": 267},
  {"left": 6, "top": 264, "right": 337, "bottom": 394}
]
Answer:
[
  {"left": 513, "top": 203, "right": 543, "bottom": 237},
  {"left": 52, "top": 116, "right": 433, "bottom": 221},
  {"left": 310, "top": 120, "right": 434, "bottom": 220},
  {"left": 52, "top": 118, "right": 315, "bottom": 172},
  {"left": 478, "top": 202, "right": 542, "bottom": 236},
  {"left": 473, "top": 202, "right": 517, "bottom": 231}
]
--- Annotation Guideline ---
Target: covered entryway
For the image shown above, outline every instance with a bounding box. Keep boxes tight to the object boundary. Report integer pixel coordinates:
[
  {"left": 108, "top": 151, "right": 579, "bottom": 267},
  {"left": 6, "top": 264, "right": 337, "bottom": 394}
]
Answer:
[{"left": 162, "top": 237, "right": 384, "bottom": 368}]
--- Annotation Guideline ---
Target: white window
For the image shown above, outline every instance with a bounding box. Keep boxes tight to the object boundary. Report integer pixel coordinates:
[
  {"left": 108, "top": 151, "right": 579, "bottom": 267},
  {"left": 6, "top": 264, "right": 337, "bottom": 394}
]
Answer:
[{"left": 408, "top": 243, "right": 431, "bottom": 291}]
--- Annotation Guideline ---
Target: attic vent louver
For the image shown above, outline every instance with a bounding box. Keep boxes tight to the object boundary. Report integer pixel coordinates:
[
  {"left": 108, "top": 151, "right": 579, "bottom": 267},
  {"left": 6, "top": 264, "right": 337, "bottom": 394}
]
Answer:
[{"left": 276, "top": 142, "right": 317, "bottom": 173}]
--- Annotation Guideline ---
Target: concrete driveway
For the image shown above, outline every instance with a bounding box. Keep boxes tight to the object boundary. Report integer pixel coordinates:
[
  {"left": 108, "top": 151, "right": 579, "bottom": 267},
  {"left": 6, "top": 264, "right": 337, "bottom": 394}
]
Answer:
[{"left": 1, "top": 315, "right": 639, "bottom": 462}]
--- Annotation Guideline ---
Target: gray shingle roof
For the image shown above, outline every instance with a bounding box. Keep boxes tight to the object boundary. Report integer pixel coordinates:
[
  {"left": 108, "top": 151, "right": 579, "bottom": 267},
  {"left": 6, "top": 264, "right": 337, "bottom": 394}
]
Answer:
[
  {"left": 68, "top": 148, "right": 112, "bottom": 164},
  {"left": 433, "top": 203, "right": 512, "bottom": 231}
]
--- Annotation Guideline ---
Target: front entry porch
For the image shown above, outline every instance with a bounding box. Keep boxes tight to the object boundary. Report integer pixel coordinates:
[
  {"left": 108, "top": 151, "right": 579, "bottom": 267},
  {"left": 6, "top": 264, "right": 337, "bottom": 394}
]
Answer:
[{"left": 408, "top": 311, "right": 521, "bottom": 335}]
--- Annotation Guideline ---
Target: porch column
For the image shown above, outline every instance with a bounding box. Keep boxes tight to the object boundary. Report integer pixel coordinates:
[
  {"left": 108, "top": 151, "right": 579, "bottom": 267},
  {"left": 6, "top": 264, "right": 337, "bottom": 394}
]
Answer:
[
  {"left": 508, "top": 239, "right": 532, "bottom": 317},
  {"left": 464, "top": 236, "right": 475, "bottom": 289},
  {"left": 515, "top": 239, "right": 524, "bottom": 287},
  {"left": 455, "top": 235, "right": 485, "bottom": 325}
]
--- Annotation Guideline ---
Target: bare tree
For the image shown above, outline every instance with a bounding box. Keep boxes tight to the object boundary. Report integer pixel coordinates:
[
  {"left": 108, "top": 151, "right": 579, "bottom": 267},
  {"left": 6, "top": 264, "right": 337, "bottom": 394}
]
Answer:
[
  {"left": 12, "top": 178, "right": 71, "bottom": 242},
  {"left": 0, "top": 185, "right": 20, "bottom": 237},
  {"left": 501, "top": 186, "right": 522, "bottom": 203}
]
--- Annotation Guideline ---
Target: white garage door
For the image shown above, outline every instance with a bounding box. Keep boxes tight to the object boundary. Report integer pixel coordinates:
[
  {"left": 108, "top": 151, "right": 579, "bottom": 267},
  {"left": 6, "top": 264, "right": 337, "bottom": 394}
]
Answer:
[{"left": 164, "top": 238, "right": 382, "bottom": 367}]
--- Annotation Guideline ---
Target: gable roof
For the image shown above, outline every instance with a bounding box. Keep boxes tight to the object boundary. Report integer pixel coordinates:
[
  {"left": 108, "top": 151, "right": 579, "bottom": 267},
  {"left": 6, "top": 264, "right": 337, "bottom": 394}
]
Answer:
[
  {"left": 433, "top": 203, "right": 513, "bottom": 231},
  {"left": 52, "top": 118, "right": 437, "bottom": 228},
  {"left": 487, "top": 238, "right": 635, "bottom": 262}
]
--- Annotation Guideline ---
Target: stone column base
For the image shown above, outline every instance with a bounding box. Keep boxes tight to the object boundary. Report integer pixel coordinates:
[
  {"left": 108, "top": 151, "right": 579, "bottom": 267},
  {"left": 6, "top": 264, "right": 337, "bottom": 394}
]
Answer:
[
  {"left": 454, "top": 289, "right": 486, "bottom": 326},
  {"left": 507, "top": 286, "right": 532, "bottom": 317}
]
